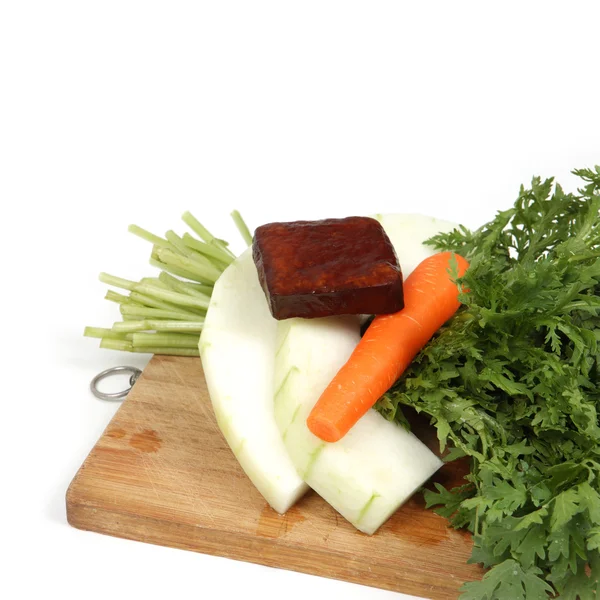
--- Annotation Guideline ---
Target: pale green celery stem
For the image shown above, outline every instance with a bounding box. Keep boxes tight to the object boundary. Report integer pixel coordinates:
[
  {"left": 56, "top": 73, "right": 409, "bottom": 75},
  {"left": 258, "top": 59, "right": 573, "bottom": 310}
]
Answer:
[
  {"left": 134, "top": 282, "right": 210, "bottom": 310},
  {"left": 149, "top": 257, "right": 208, "bottom": 283},
  {"left": 182, "top": 233, "right": 234, "bottom": 266},
  {"left": 120, "top": 304, "right": 204, "bottom": 321},
  {"left": 185, "top": 281, "right": 214, "bottom": 293},
  {"left": 84, "top": 327, "right": 130, "bottom": 340},
  {"left": 182, "top": 211, "right": 235, "bottom": 258},
  {"left": 99, "top": 273, "right": 137, "bottom": 291},
  {"left": 193, "top": 251, "right": 226, "bottom": 271},
  {"left": 146, "top": 320, "right": 204, "bottom": 332},
  {"left": 100, "top": 338, "right": 199, "bottom": 356},
  {"left": 158, "top": 271, "right": 212, "bottom": 299},
  {"left": 134, "top": 346, "right": 200, "bottom": 356},
  {"left": 156, "top": 248, "right": 221, "bottom": 284},
  {"left": 104, "top": 274, "right": 209, "bottom": 313},
  {"left": 128, "top": 225, "right": 170, "bottom": 248},
  {"left": 213, "top": 236, "right": 230, "bottom": 247},
  {"left": 231, "top": 210, "right": 253, "bottom": 246},
  {"left": 140, "top": 277, "right": 169, "bottom": 289},
  {"left": 105, "top": 290, "right": 133, "bottom": 304},
  {"left": 165, "top": 230, "right": 196, "bottom": 257},
  {"left": 128, "top": 290, "right": 206, "bottom": 315},
  {"left": 113, "top": 320, "right": 204, "bottom": 333},
  {"left": 163, "top": 236, "right": 221, "bottom": 271},
  {"left": 112, "top": 321, "right": 151, "bottom": 333},
  {"left": 181, "top": 211, "right": 218, "bottom": 243},
  {"left": 211, "top": 238, "right": 236, "bottom": 258},
  {"left": 132, "top": 332, "right": 200, "bottom": 348},
  {"left": 100, "top": 338, "right": 134, "bottom": 352},
  {"left": 151, "top": 244, "right": 219, "bottom": 274}
]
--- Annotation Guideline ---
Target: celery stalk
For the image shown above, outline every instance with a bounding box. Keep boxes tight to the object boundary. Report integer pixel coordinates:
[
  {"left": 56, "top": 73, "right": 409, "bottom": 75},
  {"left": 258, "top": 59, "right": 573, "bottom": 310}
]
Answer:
[
  {"left": 186, "top": 281, "right": 214, "bottom": 293},
  {"left": 181, "top": 211, "right": 218, "bottom": 244},
  {"left": 132, "top": 346, "right": 200, "bottom": 356},
  {"left": 119, "top": 304, "right": 203, "bottom": 321},
  {"left": 134, "top": 283, "right": 210, "bottom": 310},
  {"left": 132, "top": 332, "right": 200, "bottom": 348},
  {"left": 128, "top": 291, "right": 206, "bottom": 315},
  {"left": 182, "top": 233, "right": 234, "bottom": 266},
  {"left": 164, "top": 235, "right": 222, "bottom": 271},
  {"left": 99, "top": 273, "right": 138, "bottom": 291},
  {"left": 156, "top": 248, "right": 221, "bottom": 283},
  {"left": 128, "top": 225, "right": 170, "bottom": 248},
  {"left": 231, "top": 210, "right": 253, "bottom": 246},
  {"left": 84, "top": 327, "right": 130, "bottom": 340},
  {"left": 149, "top": 257, "right": 208, "bottom": 283},
  {"left": 158, "top": 272, "right": 212, "bottom": 299},
  {"left": 165, "top": 230, "right": 195, "bottom": 257},
  {"left": 140, "top": 277, "right": 169, "bottom": 289},
  {"left": 100, "top": 338, "right": 134, "bottom": 352},
  {"left": 105, "top": 290, "right": 133, "bottom": 304},
  {"left": 182, "top": 211, "right": 235, "bottom": 258},
  {"left": 111, "top": 321, "right": 151, "bottom": 333},
  {"left": 145, "top": 320, "right": 204, "bottom": 332},
  {"left": 113, "top": 320, "right": 203, "bottom": 333}
]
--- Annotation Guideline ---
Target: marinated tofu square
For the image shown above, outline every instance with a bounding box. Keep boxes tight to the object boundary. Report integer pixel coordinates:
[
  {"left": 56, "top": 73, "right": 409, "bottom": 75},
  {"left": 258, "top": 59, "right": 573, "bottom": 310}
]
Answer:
[{"left": 252, "top": 216, "right": 404, "bottom": 319}]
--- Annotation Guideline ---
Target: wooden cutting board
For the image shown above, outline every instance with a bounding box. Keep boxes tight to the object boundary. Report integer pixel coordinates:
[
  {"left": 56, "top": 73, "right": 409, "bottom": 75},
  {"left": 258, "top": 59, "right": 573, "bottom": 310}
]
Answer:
[{"left": 66, "top": 355, "right": 482, "bottom": 599}]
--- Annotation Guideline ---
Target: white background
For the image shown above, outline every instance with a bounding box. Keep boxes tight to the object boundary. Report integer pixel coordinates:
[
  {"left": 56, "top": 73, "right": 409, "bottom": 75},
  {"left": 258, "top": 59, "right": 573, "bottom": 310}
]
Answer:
[{"left": 1, "top": 2, "right": 599, "bottom": 599}]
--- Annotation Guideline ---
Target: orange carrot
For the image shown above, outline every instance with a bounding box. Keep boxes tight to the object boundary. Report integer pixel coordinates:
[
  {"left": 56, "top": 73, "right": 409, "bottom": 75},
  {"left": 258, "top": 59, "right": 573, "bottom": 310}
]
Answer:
[{"left": 307, "top": 251, "right": 469, "bottom": 443}]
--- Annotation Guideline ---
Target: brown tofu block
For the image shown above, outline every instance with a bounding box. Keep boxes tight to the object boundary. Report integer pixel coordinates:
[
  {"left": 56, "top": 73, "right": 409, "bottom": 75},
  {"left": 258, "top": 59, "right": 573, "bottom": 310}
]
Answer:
[{"left": 252, "top": 216, "right": 404, "bottom": 320}]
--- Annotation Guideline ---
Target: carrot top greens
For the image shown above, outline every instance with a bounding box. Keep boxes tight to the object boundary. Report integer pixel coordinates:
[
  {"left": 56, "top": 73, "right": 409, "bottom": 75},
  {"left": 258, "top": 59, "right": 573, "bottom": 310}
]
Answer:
[{"left": 376, "top": 167, "right": 600, "bottom": 599}]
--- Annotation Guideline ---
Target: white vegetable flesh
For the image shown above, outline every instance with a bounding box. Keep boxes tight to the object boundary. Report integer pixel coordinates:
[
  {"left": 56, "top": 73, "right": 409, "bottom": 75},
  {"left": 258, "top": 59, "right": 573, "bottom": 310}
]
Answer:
[
  {"left": 374, "top": 213, "right": 458, "bottom": 278},
  {"left": 274, "top": 316, "right": 442, "bottom": 534},
  {"left": 199, "top": 249, "right": 308, "bottom": 514}
]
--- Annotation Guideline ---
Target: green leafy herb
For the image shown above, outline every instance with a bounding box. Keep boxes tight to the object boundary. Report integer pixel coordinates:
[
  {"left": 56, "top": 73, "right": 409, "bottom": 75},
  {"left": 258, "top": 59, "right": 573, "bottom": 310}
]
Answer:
[{"left": 376, "top": 167, "right": 600, "bottom": 599}]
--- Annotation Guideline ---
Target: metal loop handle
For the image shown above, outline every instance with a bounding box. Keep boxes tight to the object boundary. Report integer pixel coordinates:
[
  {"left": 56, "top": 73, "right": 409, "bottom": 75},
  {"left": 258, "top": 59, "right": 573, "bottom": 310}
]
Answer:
[{"left": 90, "top": 366, "right": 142, "bottom": 401}]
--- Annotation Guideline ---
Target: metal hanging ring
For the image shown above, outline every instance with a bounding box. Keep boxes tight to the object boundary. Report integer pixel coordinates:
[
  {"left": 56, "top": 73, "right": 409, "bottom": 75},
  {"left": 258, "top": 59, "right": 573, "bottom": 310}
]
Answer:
[{"left": 90, "top": 366, "right": 142, "bottom": 401}]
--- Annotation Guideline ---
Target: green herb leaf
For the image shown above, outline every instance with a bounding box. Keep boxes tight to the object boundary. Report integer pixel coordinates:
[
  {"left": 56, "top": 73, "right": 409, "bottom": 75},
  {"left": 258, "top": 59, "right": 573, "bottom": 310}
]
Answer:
[{"left": 378, "top": 166, "right": 600, "bottom": 598}]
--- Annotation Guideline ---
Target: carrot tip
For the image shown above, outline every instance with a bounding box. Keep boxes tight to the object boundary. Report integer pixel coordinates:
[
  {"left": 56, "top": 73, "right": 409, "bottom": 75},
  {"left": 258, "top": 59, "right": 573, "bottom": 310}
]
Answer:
[{"left": 307, "top": 415, "right": 342, "bottom": 443}]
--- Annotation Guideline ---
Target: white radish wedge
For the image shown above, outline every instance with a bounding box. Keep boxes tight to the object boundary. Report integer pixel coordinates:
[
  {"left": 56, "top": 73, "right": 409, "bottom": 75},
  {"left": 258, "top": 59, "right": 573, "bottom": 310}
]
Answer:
[
  {"left": 199, "top": 249, "right": 308, "bottom": 514},
  {"left": 274, "top": 316, "right": 442, "bottom": 534},
  {"left": 374, "top": 213, "right": 458, "bottom": 278}
]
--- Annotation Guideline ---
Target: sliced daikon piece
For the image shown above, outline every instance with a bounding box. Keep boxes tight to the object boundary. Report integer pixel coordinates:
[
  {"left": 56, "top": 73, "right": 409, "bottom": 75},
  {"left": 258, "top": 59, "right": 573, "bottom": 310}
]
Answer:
[
  {"left": 200, "top": 249, "right": 308, "bottom": 513},
  {"left": 274, "top": 316, "right": 442, "bottom": 534},
  {"left": 374, "top": 213, "right": 458, "bottom": 278}
]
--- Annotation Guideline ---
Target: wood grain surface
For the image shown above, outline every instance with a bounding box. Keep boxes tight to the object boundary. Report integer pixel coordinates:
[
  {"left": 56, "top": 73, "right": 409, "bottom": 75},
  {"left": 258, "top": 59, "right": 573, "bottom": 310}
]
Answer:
[{"left": 66, "top": 355, "right": 482, "bottom": 599}]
